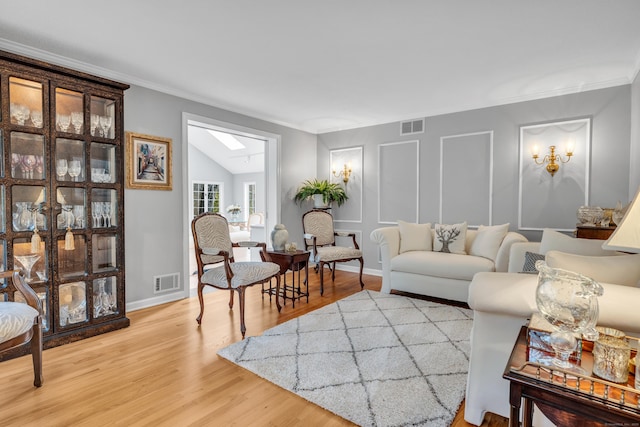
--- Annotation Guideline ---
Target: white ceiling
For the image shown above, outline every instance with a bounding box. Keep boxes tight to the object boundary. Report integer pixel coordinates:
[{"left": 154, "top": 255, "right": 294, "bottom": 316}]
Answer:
[{"left": 1, "top": 1, "right": 640, "bottom": 135}]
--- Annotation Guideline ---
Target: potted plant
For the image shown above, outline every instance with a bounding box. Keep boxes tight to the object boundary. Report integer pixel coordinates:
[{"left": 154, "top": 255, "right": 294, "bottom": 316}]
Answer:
[{"left": 294, "top": 179, "right": 348, "bottom": 208}]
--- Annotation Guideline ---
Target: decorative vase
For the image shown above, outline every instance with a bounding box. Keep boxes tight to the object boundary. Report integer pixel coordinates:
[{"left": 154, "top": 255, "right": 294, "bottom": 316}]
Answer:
[
  {"left": 271, "top": 224, "right": 288, "bottom": 251},
  {"left": 313, "top": 194, "right": 329, "bottom": 209}
]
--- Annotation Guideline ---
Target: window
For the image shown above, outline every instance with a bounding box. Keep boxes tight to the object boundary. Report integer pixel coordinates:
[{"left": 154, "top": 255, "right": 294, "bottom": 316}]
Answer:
[
  {"left": 192, "top": 181, "right": 222, "bottom": 217},
  {"left": 244, "top": 182, "right": 256, "bottom": 215}
]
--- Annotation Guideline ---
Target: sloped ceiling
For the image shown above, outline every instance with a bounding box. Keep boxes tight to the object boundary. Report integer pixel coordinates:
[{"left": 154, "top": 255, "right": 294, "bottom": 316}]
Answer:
[{"left": 0, "top": 1, "right": 639, "bottom": 134}]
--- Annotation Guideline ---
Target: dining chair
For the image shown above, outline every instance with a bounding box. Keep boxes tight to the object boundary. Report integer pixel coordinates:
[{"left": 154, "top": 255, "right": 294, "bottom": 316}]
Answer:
[
  {"left": 302, "top": 209, "right": 365, "bottom": 295},
  {"left": 191, "top": 212, "right": 282, "bottom": 338},
  {"left": 0, "top": 270, "right": 43, "bottom": 387}
]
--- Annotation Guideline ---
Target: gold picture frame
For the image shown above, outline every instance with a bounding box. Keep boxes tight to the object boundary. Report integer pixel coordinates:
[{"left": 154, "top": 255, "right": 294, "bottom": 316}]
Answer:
[{"left": 125, "top": 132, "right": 173, "bottom": 190}]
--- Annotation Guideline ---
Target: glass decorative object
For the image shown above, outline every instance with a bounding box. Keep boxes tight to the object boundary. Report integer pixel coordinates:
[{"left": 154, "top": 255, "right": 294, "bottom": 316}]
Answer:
[
  {"left": 577, "top": 206, "right": 604, "bottom": 226},
  {"left": 14, "top": 253, "right": 41, "bottom": 282},
  {"left": 593, "top": 335, "right": 630, "bottom": 383},
  {"left": 535, "top": 260, "right": 603, "bottom": 373}
]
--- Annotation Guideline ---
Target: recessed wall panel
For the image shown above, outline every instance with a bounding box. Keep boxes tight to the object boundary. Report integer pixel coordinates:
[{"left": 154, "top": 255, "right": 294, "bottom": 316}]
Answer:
[
  {"left": 378, "top": 140, "right": 419, "bottom": 223},
  {"left": 519, "top": 118, "right": 590, "bottom": 230},
  {"left": 330, "top": 146, "right": 362, "bottom": 223},
  {"left": 440, "top": 132, "right": 493, "bottom": 226}
]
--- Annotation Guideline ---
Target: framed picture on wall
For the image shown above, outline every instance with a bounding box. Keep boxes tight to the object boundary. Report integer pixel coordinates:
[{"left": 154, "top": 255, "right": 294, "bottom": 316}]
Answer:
[{"left": 125, "top": 132, "right": 173, "bottom": 190}]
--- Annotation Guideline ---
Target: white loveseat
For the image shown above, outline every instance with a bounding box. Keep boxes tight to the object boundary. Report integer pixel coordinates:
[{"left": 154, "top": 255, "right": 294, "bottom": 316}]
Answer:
[
  {"left": 370, "top": 222, "right": 527, "bottom": 302},
  {"left": 465, "top": 229, "right": 640, "bottom": 426}
]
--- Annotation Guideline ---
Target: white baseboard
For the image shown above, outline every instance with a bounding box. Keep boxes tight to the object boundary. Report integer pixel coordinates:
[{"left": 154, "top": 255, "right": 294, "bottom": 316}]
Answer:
[{"left": 126, "top": 291, "right": 185, "bottom": 312}]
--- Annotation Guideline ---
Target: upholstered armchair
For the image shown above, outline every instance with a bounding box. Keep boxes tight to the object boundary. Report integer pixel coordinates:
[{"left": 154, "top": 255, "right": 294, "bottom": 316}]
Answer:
[
  {"left": 191, "top": 212, "right": 282, "bottom": 338},
  {"left": 302, "top": 209, "right": 365, "bottom": 295},
  {"left": 0, "top": 269, "right": 43, "bottom": 387}
]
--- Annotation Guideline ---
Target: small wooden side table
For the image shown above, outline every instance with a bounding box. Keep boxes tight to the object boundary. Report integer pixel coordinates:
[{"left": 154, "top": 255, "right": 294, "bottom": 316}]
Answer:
[
  {"left": 575, "top": 224, "right": 616, "bottom": 240},
  {"left": 262, "top": 250, "right": 310, "bottom": 308},
  {"left": 503, "top": 326, "right": 640, "bottom": 427}
]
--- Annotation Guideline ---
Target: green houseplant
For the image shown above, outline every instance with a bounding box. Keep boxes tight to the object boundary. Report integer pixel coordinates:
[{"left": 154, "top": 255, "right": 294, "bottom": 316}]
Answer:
[{"left": 294, "top": 179, "right": 348, "bottom": 207}]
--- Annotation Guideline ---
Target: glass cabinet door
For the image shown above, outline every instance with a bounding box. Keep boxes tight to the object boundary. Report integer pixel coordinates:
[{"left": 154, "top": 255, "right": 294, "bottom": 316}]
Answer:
[
  {"left": 91, "top": 143, "right": 116, "bottom": 183},
  {"left": 9, "top": 77, "right": 44, "bottom": 128},
  {"left": 55, "top": 139, "right": 85, "bottom": 182},
  {"left": 59, "top": 281, "right": 87, "bottom": 326},
  {"left": 93, "top": 276, "right": 117, "bottom": 318},
  {"left": 55, "top": 88, "right": 83, "bottom": 135},
  {"left": 10, "top": 132, "right": 45, "bottom": 180}
]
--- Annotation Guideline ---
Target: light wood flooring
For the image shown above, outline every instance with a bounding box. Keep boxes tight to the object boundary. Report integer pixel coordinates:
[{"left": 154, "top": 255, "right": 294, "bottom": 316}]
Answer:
[{"left": 1, "top": 269, "right": 507, "bottom": 426}]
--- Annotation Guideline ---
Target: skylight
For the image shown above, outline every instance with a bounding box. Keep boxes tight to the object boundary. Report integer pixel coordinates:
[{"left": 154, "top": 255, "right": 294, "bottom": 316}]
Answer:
[{"left": 206, "top": 129, "right": 245, "bottom": 150}]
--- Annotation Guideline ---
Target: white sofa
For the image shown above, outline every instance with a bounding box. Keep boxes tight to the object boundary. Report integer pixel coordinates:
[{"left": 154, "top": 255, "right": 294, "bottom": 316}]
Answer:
[
  {"left": 465, "top": 230, "right": 640, "bottom": 426},
  {"left": 370, "top": 223, "right": 527, "bottom": 302}
]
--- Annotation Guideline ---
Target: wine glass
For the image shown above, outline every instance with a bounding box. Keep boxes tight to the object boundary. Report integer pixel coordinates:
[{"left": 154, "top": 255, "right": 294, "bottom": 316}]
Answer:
[
  {"left": 92, "top": 202, "right": 103, "bottom": 227},
  {"left": 11, "top": 103, "right": 30, "bottom": 125},
  {"left": 99, "top": 115, "right": 112, "bottom": 138},
  {"left": 35, "top": 155, "right": 44, "bottom": 179},
  {"left": 102, "top": 202, "right": 111, "bottom": 227},
  {"left": 56, "top": 159, "right": 68, "bottom": 180},
  {"left": 11, "top": 153, "right": 22, "bottom": 177},
  {"left": 14, "top": 254, "right": 41, "bottom": 282},
  {"left": 90, "top": 114, "right": 100, "bottom": 136},
  {"left": 535, "top": 261, "right": 603, "bottom": 373},
  {"left": 73, "top": 205, "right": 84, "bottom": 228},
  {"left": 71, "top": 112, "right": 83, "bottom": 134},
  {"left": 22, "top": 155, "right": 36, "bottom": 179},
  {"left": 67, "top": 160, "right": 81, "bottom": 182},
  {"left": 56, "top": 114, "right": 71, "bottom": 132},
  {"left": 30, "top": 110, "right": 43, "bottom": 128}
]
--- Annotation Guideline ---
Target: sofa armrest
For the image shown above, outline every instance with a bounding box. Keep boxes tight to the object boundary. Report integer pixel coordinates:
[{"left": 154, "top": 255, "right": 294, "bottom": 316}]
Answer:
[
  {"left": 370, "top": 227, "right": 400, "bottom": 293},
  {"left": 507, "top": 242, "right": 542, "bottom": 273},
  {"left": 494, "top": 232, "right": 528, "bottom": 272}
]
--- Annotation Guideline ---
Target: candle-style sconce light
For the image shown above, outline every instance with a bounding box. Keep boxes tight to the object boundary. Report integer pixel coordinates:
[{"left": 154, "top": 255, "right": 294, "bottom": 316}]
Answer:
[
  {"left": 531, "top": 142, "right": 574, "bottom": 177},
  {"left": 332, "top": 162, "right": 352, "bottom": 184}
]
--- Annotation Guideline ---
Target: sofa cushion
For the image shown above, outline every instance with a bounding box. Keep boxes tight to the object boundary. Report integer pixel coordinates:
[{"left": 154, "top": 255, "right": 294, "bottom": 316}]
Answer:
[
  {"left": 546, "top": 250, "right": 640, "bottom": 287},
  {"left": 390, "top": 251, "right": 495, "bottom": 281},
  {"left": 433, "top": 222, "right": 467, "bottom": 254},
  {"left": 539, "top": 228, "right": 611, "bottom": 256},
  {"left": 398, "top": 220, "right": 432, "bottom": 253},
  {"left": 469, "top": 223, "right": 509, "bottom": 262}
]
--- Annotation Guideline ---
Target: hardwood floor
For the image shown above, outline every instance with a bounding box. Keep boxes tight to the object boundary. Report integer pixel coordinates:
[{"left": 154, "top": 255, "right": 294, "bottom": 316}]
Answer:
[{"left": 0, "top": 269, "right": 507, "bottom": 426}]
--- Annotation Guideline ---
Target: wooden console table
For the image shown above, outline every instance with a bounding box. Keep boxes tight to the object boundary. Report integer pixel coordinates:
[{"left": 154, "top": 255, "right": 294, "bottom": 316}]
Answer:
[
  {"left": 575, "top": 225, "right": 616, "bottom": 240},
  {"left": 504, "top": 326, "right": 640, "bottom": 427},
  {"left": 261, "top": 250, "right": 310, "bottom": 308}
]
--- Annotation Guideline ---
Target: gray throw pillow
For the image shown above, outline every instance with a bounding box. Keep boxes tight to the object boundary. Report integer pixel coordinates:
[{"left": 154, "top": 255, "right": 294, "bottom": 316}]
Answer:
[{"left": 521, "top": 252, "right": 545, "bottom": 274}]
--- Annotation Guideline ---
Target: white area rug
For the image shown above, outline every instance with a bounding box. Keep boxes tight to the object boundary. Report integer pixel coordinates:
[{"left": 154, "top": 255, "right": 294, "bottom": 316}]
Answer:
[{"left": 217, "top": 290, "right": 473, "bottom": 427}]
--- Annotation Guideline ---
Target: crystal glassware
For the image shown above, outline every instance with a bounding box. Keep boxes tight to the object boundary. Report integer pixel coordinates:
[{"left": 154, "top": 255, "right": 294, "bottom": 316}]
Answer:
[
  {"left": 73, "top": 205, "right": 84, "bottom": 228},
  {"left": 102, "top": 202, "right": 111, "bottom": 227},
  {"left": 99, "top": 115, "right": 112, "bottom": 138},
  {"left": 11, "top": 153, "right": 22, "bottom": 177},
  {"left": 92, "top": 202, "right": 103, "bottom": 227},
  {"left": 11, "top": 103, "right": 30, "bottom": 125},
  {"left": 71, "top": 111, "right": 83, "bottom": 134},
  {"left": 56, "top": 114, "right": 71, "bottom": 132},
  {"left": 22, "top": 154, "right": 37, "bottom": 179},
  {"left": 90, "top": 114, "right": 100, "bottom": 136},
  {"left": 535, "top": 260, "right": 603, "bottom": 373},
  {"left": 30, "top": 110, "right": 43, "bottom": 127},
  {"left": 14, "top": 253, "right": 41, "bottom": 282},
  {"left": 67, "top": 160, "right": 81, "bottom": 181},
  {"left": 56, "top": 158, "right": 68, "bottom": 180},
  {"left": 19, "top": 202, "right": 34, "bottom": 230}
]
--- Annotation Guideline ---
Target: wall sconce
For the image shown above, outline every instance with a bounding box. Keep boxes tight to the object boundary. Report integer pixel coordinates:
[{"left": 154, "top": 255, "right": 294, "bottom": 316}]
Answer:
[
  {"left": 332, "top": 162, "right": 352, "bottom": 184},
  {"left": 532, "top": 144, "right": 574, "bottom": 177}
]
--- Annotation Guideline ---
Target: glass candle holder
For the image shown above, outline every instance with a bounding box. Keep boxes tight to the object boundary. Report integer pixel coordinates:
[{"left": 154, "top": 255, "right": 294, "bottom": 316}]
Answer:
[{"left": 593, "top": 335, "right": 630, "bottom": 383}]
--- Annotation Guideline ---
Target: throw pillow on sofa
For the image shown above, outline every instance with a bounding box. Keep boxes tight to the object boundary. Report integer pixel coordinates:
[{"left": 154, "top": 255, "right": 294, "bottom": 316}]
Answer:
[
  {"left": 521, "top": 251, "right": 545, "bottom": 273},
  {"left": 398, "top": 220, "right": 432, "bottom": 253},
  {"left": 546, "top": 250, "right": 640, "bottom": 287},
  {"left": 539, "top": 228, "right": 611, "bottom": 256},
  {"left": 433, "top": 221, "right": 467, "bottom": 254},
  {"left": 469, "top": 223, "right": 509, "bottom": 261}
]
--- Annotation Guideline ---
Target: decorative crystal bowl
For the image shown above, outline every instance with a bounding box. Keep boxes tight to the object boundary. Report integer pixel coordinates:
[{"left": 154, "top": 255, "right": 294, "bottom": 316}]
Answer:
[{"left": 577, "top": 206, "right": 604, "bottom": 226}]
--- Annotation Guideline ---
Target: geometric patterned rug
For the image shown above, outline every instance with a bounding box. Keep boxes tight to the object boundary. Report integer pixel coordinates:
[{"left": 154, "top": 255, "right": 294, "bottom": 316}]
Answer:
[{"left": 217, "top": 290, "right": 473, "bottom": 426}]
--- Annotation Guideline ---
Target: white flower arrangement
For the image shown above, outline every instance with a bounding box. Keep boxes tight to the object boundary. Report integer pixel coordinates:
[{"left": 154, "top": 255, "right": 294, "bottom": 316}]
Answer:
[{"left": 226, "top": 204, "right": 241, "bottom": 214}]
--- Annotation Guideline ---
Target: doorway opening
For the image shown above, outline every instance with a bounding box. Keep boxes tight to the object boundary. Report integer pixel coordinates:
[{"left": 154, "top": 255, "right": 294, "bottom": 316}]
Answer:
[{"left": 182, "top": 113, "right": 280, "bottom": 296}]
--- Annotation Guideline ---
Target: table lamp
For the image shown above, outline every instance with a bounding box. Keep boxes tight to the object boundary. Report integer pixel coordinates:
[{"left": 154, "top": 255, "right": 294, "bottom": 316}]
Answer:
[{"left": 602, "top": 186, "right": 640, "bottom": 253}]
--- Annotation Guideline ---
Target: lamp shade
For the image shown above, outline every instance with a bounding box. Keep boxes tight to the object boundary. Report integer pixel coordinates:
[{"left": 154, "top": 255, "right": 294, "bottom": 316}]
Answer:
[{"left": 602, "top": 187, "right": 640, "bottom": 253}]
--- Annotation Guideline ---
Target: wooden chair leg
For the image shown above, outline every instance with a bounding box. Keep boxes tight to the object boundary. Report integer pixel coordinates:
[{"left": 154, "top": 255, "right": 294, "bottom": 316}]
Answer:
[
  {"left": 196, "top": 283, "right": 205, "bottom": 325},
  {"left": 358, "top": 257, "right": 365, "bottom": 290},
  {"left": 237, "top": 287, "right": 247, "bottom": 338},
  {"left": 274, "top": 274, "right": 282, "bottom": 312},
  {"left": 228, "top": 289, "right": 234, "bottom": 309},
  {"left": 319, "top": 262, "right": 325, "bottom": 296},
  {"left": 31, "top": 317, "right": 43, "bottom": 387},
  {"left": 331, "top": 262, "right": 336, "bottom": 281}
]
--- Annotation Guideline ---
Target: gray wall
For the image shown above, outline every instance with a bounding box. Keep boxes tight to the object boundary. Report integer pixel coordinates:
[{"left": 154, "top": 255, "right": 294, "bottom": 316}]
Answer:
[
  {"left": 318, "top": 85, "right": 633, "bottom": 273},
  {"left": 631, "top": 71, "right": 640, "bottom": 198},
  {"left": 124, "top": 85, "right": 316, "bottom": 309}
]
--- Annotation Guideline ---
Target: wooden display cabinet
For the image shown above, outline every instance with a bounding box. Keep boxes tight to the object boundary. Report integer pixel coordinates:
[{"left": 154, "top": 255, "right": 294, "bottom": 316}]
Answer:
[{"left": 0, "top": 50, "right": 129, "bottom": 359}]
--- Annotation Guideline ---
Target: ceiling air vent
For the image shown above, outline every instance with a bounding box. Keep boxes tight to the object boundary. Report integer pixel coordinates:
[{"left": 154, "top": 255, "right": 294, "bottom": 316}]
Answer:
[
  {"left": 154, "top": 273, "right": 180, "bottom": 294},
  {"left": 400, "top": 119, "right": 425, "bottom": 135}
]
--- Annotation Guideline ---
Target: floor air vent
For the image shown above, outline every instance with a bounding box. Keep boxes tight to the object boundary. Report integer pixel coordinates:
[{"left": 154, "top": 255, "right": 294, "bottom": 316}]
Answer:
[
  {"left": 400, "top": 119, "right": 424, "bottom": 135},
  {"left": 154, "top": 273, "right": 180, "bottom": 293}
]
